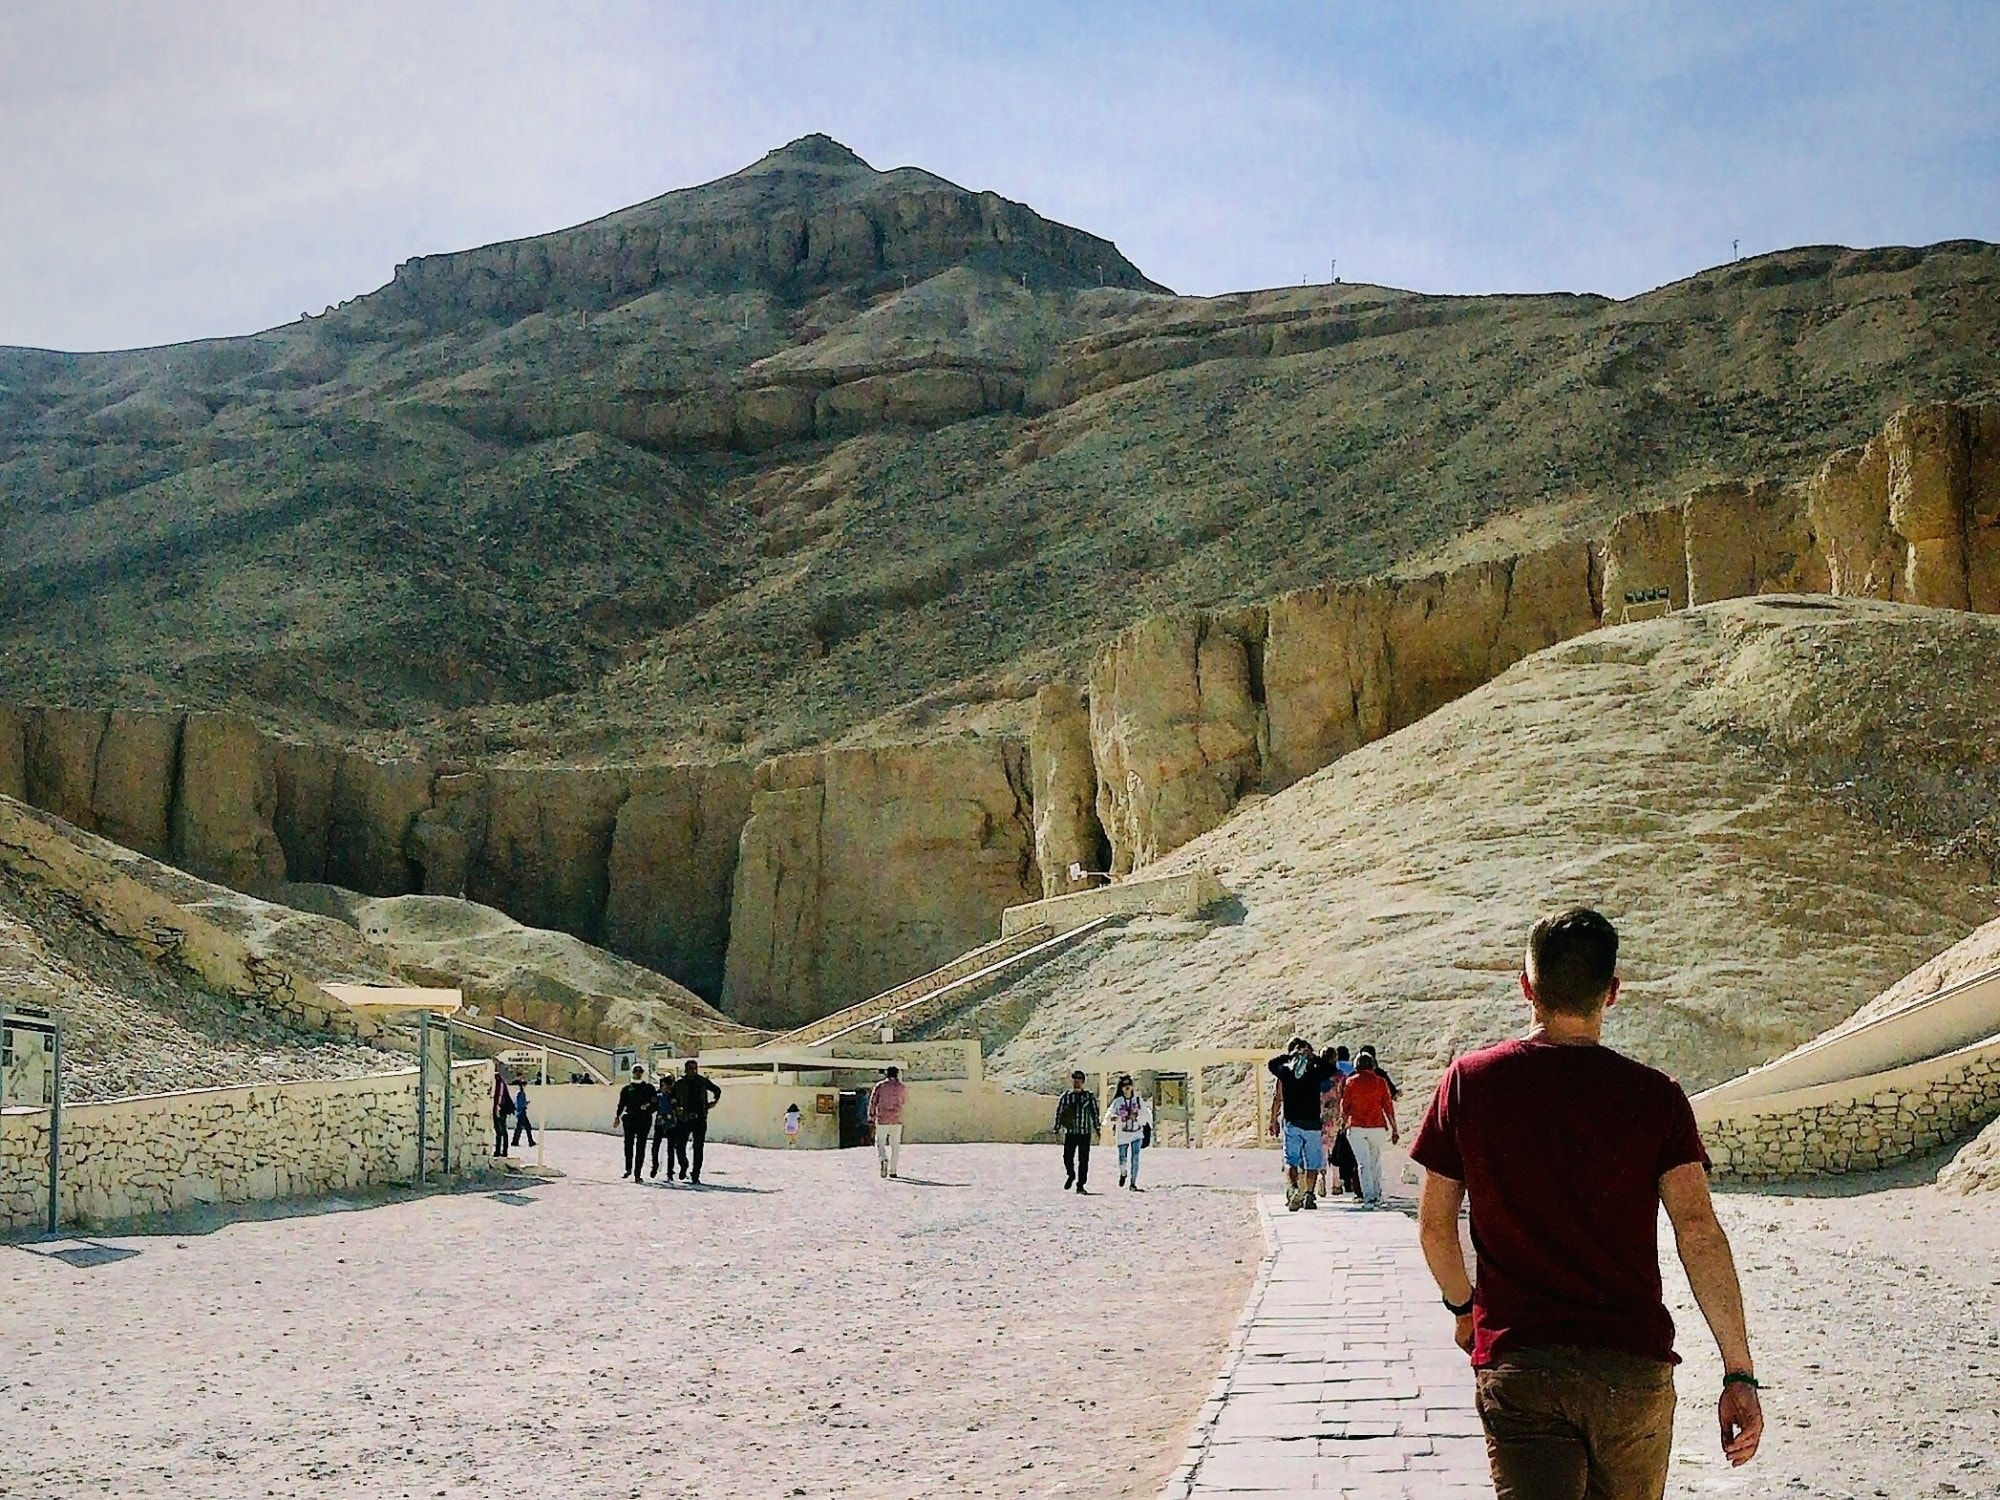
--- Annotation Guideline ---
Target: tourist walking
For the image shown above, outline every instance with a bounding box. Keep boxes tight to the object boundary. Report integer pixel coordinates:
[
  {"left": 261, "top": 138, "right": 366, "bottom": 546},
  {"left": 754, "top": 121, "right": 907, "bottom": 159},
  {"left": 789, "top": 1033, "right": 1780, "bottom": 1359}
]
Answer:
[
  {"left": 1108, "top": 1074, "right": 1152, "bottom": 1190},
  {"left": 1411, "top": 907, "right": 1763, "bottom": 1497},
  {"left": 491, "top": 1062, "right": 513, "bottom": 1159},
  {"left": 667, "top": 1059, "right": 723, "bottom": 1184},
  {"left": 1054, "top": 1070, "right": 1100, "bottom": 1192},
  {"left": 649, "top": 1080, "right": 678, "bottom": 1180},
  {"left": 1358, "top": 1044, "right": 1401, "bottom": 1100},
  {"left": 1341, "top": 1052, "right": 1398, "bottom": 1203},
  {"left": 511, "top": 1078, "right": 536, "bottom": 1150},
  {"left": 869, "top": 1065, "right": 908, "bottom": 1178},
  {"left": 784, "top": 1102, "right": 802, "bottom": 1146},
  {"left": 614, "top": 1065, "right": 656, "bottom": 1182},
  {"left": 1316, "top": 1046, "right": 1345, "bottom": 1200},
  {"left": 1267, "top": 1038, "right": 1334, "bottom": 1210},
  {"left": 1326, "top": 1045, "right": 1361, "bottom": 1196}
]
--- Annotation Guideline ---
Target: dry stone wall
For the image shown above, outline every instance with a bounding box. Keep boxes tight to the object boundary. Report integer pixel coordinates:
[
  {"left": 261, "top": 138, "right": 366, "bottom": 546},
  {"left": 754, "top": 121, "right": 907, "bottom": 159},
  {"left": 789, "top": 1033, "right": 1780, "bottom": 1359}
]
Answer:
[
  {"left": 1702, "top": 1050, "right": 2000, "bottom": 1181},
  {"left": 0, "top": 1060, "right": 489, "bottom": 1233}
]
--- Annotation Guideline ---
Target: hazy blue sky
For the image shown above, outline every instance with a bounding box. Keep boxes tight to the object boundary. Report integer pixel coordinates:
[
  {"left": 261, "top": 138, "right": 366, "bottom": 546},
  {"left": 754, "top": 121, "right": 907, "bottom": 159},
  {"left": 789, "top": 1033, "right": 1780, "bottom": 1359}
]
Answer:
[{"left": 4, "top": 1, "right": 1996, "bottom": 350}]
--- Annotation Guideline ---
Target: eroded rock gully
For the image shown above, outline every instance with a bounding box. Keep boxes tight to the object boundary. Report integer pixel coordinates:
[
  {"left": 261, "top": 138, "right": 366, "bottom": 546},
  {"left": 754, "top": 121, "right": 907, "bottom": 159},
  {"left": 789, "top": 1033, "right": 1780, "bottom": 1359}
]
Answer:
[{"left": 5, "top": 399, "right": 1997, "bottom": 1027}]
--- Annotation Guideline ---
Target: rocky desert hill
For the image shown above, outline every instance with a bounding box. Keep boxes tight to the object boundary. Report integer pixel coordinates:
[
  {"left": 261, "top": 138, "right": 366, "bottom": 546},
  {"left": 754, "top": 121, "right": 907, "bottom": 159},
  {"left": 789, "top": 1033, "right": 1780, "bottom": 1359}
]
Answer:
[
  {"left": 8, "top": 136, "right": 2000, "bottom": 1036},
  {"left": 960, "top": 595, "right": 2000, "bottom": 1118},
  {"left": 3, "top": 135, "right": 1998, "bottom": 768}
]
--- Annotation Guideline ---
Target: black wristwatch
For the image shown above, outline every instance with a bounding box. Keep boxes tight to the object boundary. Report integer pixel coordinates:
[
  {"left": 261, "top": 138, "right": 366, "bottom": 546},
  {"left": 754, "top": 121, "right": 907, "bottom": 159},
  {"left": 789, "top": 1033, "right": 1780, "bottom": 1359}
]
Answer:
[{"left": 1443, "top": 1293, "right": 1474, "bottom": 1317}]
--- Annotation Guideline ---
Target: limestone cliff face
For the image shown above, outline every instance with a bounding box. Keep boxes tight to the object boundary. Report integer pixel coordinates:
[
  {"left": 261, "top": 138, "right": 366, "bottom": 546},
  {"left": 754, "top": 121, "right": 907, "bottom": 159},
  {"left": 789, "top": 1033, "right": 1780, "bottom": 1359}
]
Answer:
[
  {"left": 1088, "top": 610, "right": 1267, "bottom": 877},
  {"left": 1805, "top": 401, "right": 2000, "bottom": 611},
  {"left": 9, "top": 400, "right": 1999, "bottom": 1032},
  {"left": 11, "top": 707, "right": 281, "bottom": 884},
  {"left": 1081, "top": 400, "right": 2000, "bottom": 875},
  {"left": 171, "top": 713, "right": 286, "bottom": 888},
  {"left": 368, "top": 135, "right": 1156, "bottom": 330},
  {"left": 605, "top": 762, "right": 753, "bottom": 1001},
  {"left": 1028, "top": 684, "right": 1104, "bottom": 897},
  {"left": 0, "top": 706, "right": 24, "bottom": 802},
  {"left": 721, "top": 742, "right": 1038, "bottom": 1027},
  {"left": 1089, "top": 547, "right": 1597, "bottom": 872}
]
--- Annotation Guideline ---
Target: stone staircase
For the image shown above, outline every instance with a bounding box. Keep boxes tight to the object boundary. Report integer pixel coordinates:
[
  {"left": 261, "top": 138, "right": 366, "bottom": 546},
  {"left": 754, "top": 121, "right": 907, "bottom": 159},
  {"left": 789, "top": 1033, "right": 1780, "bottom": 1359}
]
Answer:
[
  {"left": 759, "top": 917, "right": 1115, "bottom": 1051},
  {"left": 464, "top": 1014, "right": 616, "bottom": 1083}
]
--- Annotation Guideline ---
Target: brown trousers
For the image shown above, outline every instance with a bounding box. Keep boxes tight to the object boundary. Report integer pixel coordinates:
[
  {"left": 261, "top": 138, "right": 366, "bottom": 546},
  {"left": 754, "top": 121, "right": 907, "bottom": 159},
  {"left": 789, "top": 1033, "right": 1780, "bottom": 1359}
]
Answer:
[{"left": 1475, "top": 1347, "right": 1676, "bottom": 1500}]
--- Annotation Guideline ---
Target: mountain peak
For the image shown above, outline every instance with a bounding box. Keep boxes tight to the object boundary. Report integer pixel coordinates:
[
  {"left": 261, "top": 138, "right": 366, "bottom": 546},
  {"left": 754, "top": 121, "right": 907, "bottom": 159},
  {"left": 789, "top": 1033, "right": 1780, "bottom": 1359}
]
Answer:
[{"left": 755, "top": 134, "right": 871, "bottom": 172}]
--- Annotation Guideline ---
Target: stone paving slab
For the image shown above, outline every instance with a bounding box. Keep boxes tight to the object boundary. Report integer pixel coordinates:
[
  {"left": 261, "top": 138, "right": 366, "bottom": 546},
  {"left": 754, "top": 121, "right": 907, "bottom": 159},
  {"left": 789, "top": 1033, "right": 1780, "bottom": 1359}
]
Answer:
[{"left": 1162, "top": 1195, "right": 1491, "bottom": 1499}]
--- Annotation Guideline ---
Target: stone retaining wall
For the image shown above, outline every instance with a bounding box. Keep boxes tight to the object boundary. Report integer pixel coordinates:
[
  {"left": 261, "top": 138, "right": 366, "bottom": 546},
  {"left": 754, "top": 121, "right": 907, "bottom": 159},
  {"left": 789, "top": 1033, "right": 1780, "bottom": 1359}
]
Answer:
[
  {"left": 0, "top": 1060, "right": 490, "bottom": 1233},
  {"left": 1702, "top": 1048, "right": 2000, "bottom": 1181}
]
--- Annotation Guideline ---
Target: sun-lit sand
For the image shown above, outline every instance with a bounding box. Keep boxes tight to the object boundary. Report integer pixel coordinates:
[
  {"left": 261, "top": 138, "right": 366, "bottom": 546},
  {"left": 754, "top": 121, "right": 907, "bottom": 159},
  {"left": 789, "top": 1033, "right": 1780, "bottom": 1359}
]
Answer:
[{"left": 2, "top": 1138, "right": 1266, "bottom": 1500}]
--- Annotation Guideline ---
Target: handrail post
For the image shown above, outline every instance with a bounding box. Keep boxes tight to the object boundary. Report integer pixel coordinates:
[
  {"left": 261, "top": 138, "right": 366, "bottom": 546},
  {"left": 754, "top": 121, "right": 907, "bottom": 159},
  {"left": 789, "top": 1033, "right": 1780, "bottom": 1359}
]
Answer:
[
  {"left": 47, "top": 1015, "right": 62, "bottom": 1235},
  {"left": 415, "top": 1011, "right": 430, "bottom": 1185}
]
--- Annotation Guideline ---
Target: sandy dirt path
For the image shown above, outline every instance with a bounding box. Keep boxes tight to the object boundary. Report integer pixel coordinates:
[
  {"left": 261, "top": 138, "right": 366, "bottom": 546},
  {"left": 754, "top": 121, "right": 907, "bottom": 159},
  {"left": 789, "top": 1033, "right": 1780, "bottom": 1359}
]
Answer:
[
  {"left": 1661, "top": 1172, "right": 2000, "bottom": 1498},
  {"left": 1, "top": 1137, "right": 1265, "bottom": 1500}
]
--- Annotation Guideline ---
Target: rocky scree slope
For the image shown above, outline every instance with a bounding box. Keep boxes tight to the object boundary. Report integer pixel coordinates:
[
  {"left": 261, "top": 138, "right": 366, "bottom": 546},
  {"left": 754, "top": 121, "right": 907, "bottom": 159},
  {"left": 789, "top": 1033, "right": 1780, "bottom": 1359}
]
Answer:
[
  {"left": 958, "top": 596, "right": 2000, "bottom": 1115},
  {"left": 0, "top": 800, "right": 402, "bottom": 1100},
  {"left": 0, "top": 135, "right": 1995, "bottom": 761}
]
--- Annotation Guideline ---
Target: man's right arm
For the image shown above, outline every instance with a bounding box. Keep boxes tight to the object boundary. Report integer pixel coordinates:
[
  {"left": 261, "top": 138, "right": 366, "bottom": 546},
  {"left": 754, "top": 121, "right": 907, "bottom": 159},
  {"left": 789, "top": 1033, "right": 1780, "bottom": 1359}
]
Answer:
[{"left": 1660, "top": 1162, "right": 1763, "bottom": 1467}]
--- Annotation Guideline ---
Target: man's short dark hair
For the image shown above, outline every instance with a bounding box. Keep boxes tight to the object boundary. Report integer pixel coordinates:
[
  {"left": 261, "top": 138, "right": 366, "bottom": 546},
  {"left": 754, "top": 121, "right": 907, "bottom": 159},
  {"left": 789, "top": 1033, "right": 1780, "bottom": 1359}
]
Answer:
[
  {"left": 885, "top": 1065, "right": 900, "bottom": 1078},
  {"left": 1527, "top": 907, "right": 1620, "bottom": 1016},
  {"left": 1356, "top": 1053, "right": 1378, "bottom": 1072},
  {"left": 1288, "top": 1036, "right": 1312, "bottom": 1053}
]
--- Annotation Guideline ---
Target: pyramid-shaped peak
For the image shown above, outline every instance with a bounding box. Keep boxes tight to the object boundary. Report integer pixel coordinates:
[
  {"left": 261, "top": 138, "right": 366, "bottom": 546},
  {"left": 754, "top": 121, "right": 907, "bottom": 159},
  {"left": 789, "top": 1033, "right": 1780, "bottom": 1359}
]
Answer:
[{"left": 755, "top": 134, "right": 872, "bottom": 172}]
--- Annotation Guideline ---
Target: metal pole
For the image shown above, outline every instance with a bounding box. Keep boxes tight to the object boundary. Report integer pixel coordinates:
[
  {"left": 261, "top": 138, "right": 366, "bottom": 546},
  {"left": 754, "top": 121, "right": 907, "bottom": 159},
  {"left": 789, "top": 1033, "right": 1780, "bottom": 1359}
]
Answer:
[
  {"left": 415, "top": 1012, "right": 430, "bottom": 1186},
  {"left": 441, "top": 1017, "right": 453, "bottom": 1179},
  {"left": 48, "top": 1016, "right": 62, "bottom": 1235}
]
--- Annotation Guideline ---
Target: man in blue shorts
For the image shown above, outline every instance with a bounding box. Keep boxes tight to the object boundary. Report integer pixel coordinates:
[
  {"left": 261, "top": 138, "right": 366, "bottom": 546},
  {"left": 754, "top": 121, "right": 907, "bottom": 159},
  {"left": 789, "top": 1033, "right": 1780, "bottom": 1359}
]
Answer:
[{"left": 1267, "top": 1038, "right": 1333, "bottom": 1210}]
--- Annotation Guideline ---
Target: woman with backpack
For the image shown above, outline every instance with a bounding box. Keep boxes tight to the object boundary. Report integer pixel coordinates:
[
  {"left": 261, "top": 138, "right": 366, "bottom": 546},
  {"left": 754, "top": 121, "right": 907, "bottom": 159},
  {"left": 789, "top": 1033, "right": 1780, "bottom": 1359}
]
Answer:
[{"left": 1108, "top": 1075, "right": 1153, "bottom": 1192}]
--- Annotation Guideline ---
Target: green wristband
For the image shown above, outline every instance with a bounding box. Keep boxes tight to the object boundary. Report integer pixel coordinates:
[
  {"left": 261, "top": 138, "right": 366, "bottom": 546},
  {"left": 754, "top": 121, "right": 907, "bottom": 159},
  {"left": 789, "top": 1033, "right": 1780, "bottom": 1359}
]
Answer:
[{"left": 1721, "top": 1371, "right": 1760, "bottom": 1389}]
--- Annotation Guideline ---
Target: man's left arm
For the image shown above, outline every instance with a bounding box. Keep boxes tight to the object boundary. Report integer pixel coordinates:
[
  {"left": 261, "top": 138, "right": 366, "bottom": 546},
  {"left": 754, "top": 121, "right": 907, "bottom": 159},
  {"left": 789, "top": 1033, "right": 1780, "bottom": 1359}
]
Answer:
[
  {"left": 1660, "top": 1161, "right": 1763, "bottom": 1467},
  {"left": 1416, "top": 1170, "right": 1474, "bottom": 1353}
]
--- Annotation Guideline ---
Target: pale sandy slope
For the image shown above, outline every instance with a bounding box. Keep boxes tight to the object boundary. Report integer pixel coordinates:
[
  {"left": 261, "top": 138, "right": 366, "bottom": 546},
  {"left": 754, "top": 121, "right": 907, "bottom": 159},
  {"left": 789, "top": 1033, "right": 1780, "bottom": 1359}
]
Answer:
[{"left": 976, "top": 596, "right": 2000, "bottom": 1116}]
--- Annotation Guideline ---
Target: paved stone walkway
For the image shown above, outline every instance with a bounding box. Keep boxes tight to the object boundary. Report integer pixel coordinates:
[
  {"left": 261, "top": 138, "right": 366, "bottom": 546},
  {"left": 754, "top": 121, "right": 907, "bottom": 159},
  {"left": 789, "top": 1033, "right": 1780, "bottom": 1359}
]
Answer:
[{"left": 1163, "top": 1195, "right": 1491, "bottom": 1498}]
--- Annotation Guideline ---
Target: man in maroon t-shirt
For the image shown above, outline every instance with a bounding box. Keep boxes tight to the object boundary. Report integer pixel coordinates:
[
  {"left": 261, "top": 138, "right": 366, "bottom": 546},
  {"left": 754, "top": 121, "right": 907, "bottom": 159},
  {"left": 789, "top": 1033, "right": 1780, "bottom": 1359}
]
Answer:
[{"left": 1410, "top": 907, "right": 1762, "bottom": 1499}]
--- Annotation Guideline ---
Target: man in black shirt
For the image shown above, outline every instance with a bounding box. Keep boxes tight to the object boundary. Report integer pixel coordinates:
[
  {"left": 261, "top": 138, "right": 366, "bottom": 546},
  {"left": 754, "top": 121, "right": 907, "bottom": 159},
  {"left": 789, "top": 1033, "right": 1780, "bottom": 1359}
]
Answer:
[
  {"left": 614, "top": 1065, "right": 656, "bottom": 1183},
  {"left": 1268, "top": 1038, "right": 1334, "bottom": 1211},
  {"left": 667, "top": 1059, "right": 724, "bottom": 1184}
]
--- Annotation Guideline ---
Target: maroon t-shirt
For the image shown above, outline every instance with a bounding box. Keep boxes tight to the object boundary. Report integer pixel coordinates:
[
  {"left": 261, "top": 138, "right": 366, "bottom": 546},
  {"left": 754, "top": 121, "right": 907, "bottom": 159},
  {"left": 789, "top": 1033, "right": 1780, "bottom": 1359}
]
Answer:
[{"left": 1408, "top": 1038, "right": 1709, "bottom": 1368}]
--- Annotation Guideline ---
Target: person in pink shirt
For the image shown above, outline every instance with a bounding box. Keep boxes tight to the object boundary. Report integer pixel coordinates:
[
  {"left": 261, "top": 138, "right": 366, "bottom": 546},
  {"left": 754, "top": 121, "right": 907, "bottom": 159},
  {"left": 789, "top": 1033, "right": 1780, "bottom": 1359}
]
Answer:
[{"left": 868, "top": 1066, "right": 908, "bottom": 1178}]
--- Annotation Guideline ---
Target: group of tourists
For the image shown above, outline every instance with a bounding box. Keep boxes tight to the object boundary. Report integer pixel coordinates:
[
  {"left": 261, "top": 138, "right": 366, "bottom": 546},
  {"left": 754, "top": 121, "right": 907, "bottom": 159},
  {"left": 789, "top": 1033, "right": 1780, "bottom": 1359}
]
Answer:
[
  {"left": 1050, "top": 1070, "right": 1153, "bottom": 1192},
  {"left": 1266, "top": 1038, "right": 1400, "bottom": 1210},
  {"left": 853, "top": 1063, "right": 1159, "bottom": 1193},
  {"left": 612, "top": 1060, "right": 724, "bottom": 1184},
  {"left": 490, "top": 1066, "right": 534, "bottom": 1158}
]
